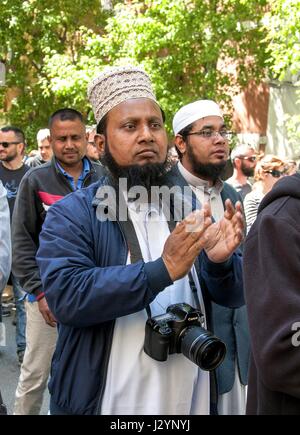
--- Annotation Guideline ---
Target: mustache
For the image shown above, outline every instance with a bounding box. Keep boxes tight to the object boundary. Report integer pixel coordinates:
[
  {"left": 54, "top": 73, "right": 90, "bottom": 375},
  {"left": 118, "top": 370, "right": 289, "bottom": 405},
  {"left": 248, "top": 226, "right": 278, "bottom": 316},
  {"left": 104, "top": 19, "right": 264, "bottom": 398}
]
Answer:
[{"left": 102, "top": 144, "right": 170, "bottom": 191}]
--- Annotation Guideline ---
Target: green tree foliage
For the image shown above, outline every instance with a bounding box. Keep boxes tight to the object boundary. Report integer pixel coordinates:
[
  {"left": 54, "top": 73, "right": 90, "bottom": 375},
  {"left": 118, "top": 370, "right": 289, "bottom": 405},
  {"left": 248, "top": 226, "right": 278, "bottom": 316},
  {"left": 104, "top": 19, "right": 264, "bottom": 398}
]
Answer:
[
  {"left": 265, "top": 0, "right": 300, "bottom": 155},
  {"left": 0, "top": 0, "right": 268, "bottom": 147},
  {"left": 0, "top": 0, "right": 113, "bottom": 145}
]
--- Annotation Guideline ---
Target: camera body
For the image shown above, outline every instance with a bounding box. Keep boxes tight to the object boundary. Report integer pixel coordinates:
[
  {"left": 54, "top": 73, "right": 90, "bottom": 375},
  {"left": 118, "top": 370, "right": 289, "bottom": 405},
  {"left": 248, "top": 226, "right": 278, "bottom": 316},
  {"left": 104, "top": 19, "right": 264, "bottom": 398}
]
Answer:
[{"left": 144, "top": 302, "right": 226, "bottom": 371}]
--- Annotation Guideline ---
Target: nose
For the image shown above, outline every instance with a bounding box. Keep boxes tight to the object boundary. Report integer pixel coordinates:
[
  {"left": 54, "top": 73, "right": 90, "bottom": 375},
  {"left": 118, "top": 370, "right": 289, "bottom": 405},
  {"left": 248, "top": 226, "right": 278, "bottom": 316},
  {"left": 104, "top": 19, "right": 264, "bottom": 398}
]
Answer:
[
  {"left": 65, "top": 137, "right": 75, "bottom": 148},
  {"left": 138, "top": 124, "right": 154, "bottom": 143},
  {"left": 212, "top": 131, "right": 226, "bottom": 143}
]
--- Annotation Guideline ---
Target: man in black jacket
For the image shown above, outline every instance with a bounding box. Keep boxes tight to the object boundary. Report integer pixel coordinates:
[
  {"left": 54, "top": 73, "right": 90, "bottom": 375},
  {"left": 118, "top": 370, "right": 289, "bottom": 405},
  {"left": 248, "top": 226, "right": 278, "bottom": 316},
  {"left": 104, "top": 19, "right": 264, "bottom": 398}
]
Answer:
[
  {"left": 172, "top": 100, "right": 249, "bottom": 415},
  {"left": 244, "top": 172, "right": 300, "bottom": 415},
  {"left": 12, "top": 108, "right": 105, "bottom": 415},
  {"left": 0, "top": 126, "right": 29, "bottom": 364}
]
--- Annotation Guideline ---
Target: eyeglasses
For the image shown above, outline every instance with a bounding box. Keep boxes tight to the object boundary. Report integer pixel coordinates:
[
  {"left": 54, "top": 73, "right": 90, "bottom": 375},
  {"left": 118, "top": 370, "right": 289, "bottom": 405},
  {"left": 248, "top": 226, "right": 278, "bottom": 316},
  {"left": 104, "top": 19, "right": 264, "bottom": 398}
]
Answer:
[
  {"left": 264, "top": 169, "right": 285, "bottom": 178},
  {"left": 185, "top": 129, "right": 234, "bottom": 140},
  {"left": 0, "top": 141, "right": 21, "bottom": 148},
  {"left": 239, "top": 156, "right": 257, "bottom": 162}
]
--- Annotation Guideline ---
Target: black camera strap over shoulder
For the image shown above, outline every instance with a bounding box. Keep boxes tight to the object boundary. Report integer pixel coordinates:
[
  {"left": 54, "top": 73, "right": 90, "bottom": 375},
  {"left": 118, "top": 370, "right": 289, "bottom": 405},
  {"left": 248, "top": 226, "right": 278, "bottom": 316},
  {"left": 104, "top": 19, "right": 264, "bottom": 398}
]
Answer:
[{"left": 117, "top": 210, "right": 201, "bottom": 318}]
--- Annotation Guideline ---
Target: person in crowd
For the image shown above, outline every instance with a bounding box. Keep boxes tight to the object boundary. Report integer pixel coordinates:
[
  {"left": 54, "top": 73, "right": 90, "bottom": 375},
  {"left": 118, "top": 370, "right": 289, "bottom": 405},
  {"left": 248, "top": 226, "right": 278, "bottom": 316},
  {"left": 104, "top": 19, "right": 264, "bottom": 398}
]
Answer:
[
  {"left": 0, "top": 180, "right": 11, "bottom": 341},
  {"left": 243, "top": 154, "right": 286, "bottom": 234},
  {"left": 12, "top": 108, "right": 105, "bottom": 415},
  {"left": 0, "top": 126, "right": 29, "bottom": 365},
  {"left": 284, "top": 159, "right": 298, "bottom": 176},
  {"left": 226, "top": 144, "right": 258, "bottom": 200},
  {"left": 26, "top": 129, "right": 53, "bottom": 167},
  {"left": 0, "top": 180, "right": 11, "bottom": 415},
  {"left": 169, "top": 100, "right": 249, "bottom": 415},
  {"left": 168, "top": 145, "right": 179, "bottom": 166},
  {"left": 86, "top": 125, "right": 102, "bottom": 162},
  {"left": 243, "top": 171, "right": 300, "bottom": 414},
  {"left": 36, "top": 66, "right": 245, "bottom": 415}
]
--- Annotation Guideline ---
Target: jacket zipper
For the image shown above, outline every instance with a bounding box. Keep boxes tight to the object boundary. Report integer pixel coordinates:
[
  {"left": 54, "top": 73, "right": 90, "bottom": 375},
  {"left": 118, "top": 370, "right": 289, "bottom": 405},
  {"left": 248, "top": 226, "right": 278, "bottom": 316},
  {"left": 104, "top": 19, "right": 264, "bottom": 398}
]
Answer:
[{"left": 94, "top": 219, "right": 129, "bottom": 415}]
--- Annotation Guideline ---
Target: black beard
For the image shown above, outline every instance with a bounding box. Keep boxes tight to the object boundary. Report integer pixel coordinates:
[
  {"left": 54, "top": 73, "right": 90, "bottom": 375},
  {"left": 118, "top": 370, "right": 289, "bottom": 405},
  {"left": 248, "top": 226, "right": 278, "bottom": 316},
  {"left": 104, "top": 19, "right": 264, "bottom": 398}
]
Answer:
[
  {"left": 241, "top": 163, "right": 254, "bottom": 177},
  {"left": 1, "top": 153, "right": 17, "bottom": 163},
  {"left": 102, "top": 143, "right": 169, "bottom": 191},
  {"left": 186, "top": 144, "right": 226, "bottom": 182}
]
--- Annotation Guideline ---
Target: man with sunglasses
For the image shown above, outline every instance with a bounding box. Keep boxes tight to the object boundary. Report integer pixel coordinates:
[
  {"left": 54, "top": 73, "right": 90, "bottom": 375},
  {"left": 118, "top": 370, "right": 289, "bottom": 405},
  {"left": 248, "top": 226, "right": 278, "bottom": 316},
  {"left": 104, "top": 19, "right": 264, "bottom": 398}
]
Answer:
[
  {"left": 169, "top": 100, "right": 249, "bottom": 415},
  {"left": 226, "top": 144, "right": 258, "bottom": 200},
  {"left": 0, "top": 126, "right": 29, "bottom": 366}
]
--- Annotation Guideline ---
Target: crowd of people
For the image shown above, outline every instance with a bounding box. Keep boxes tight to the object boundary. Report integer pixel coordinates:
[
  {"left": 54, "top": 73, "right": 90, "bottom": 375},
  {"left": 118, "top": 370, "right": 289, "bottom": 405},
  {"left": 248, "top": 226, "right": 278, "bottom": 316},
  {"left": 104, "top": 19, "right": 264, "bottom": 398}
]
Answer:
[{"left": 0, "top": 65, "right": 299, "bottom": 415}]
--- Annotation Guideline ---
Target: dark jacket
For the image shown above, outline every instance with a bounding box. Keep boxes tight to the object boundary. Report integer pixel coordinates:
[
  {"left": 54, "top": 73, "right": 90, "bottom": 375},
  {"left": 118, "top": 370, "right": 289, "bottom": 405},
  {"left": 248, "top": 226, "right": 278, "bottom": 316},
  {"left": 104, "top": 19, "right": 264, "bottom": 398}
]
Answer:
[
  {"left": 244, "top": 173, "right": 300, "bottom": 415},
  {"left": 12, "top": 157, "right": 105, "bottom": 298},
  {"left": 165, "top": 164, "right": 249, "bottom": 395},
  {"left": 36, "top": 176, "right": 244, "bottom": 415}
]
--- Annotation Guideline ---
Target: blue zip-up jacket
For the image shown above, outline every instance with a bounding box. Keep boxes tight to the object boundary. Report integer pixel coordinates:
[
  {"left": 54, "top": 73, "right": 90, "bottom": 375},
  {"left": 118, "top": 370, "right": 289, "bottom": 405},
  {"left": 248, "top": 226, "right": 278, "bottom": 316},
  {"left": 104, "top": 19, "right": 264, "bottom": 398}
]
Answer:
[{"left": 36, "top": 177, "right": 244, "bottom": 415}]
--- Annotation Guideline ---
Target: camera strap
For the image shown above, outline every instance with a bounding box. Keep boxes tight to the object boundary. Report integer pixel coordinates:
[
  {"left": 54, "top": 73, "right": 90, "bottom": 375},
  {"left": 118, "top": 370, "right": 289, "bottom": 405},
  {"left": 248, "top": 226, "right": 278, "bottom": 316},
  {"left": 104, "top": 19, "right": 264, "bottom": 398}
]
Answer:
[{"left": 117, "top": 209, "right": 201, "bottom": 318}]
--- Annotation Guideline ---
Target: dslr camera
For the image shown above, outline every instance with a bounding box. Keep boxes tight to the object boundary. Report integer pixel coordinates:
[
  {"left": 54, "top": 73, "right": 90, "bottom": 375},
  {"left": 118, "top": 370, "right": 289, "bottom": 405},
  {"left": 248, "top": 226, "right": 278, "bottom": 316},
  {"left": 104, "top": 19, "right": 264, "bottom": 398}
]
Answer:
[{"left": 144, "top": 303, "right": 226, "bottom": 371}]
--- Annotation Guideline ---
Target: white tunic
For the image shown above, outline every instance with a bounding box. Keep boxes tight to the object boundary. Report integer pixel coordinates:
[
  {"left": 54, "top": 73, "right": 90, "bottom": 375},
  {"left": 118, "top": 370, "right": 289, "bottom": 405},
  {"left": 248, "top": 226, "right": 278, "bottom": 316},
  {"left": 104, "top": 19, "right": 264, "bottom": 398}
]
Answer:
[
  {"left": 178, "top": 162, "right": 247, "bottom": 415},
  {"left": 101, "top": 197, "right": 210, "bottom": 415}
]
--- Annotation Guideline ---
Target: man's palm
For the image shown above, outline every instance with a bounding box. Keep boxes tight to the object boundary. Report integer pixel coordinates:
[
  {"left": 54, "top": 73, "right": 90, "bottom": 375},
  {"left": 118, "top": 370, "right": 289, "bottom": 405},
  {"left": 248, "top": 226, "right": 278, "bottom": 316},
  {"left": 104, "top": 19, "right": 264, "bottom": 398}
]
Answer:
[{"left": 204, "top": 199, "right": 244, "bottom": 263}]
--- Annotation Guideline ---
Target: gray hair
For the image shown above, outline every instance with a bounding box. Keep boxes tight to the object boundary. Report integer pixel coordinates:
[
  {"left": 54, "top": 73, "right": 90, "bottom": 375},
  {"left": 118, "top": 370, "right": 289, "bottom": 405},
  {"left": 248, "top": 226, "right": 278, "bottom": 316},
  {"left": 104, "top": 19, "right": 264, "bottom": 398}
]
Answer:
[
  {"left": 36, "top": 128, "right": 50, "bottom": 143},
  {"left": 230, "top": 144, "right": 256, "bottom": 162}
]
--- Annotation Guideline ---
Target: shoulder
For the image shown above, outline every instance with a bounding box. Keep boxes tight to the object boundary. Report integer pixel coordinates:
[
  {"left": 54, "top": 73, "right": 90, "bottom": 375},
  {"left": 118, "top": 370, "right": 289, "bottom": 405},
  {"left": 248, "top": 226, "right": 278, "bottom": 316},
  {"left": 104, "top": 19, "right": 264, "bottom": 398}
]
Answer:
[
  {"left": 222, "top": 181, "right": 242, "bottom": 202},
  {"left": 51, "top": 179, "right": 105, "bottom": 213},
  {"left": 91, "top": 161, "right": 107, "bottom": 178},
  {"left": 225, "top": 176, "right": 236, "bottom": 185},
  {"left": 244, "top": 189, "right": 261, "bottom": 204},
  {"left": 21, "top": 161, "right": 52, "bottom": 181}
]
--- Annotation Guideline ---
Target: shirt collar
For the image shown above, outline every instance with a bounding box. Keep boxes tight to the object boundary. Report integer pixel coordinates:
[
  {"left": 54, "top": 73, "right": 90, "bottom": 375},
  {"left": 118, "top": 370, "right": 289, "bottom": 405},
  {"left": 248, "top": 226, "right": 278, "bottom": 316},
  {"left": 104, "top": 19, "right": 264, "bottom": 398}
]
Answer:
[
  {"left": 56, "top": 157, "right": 91, "bottom": 189},
  {"left": 177, "top": 161, "right": 223, "bottom": 195}
]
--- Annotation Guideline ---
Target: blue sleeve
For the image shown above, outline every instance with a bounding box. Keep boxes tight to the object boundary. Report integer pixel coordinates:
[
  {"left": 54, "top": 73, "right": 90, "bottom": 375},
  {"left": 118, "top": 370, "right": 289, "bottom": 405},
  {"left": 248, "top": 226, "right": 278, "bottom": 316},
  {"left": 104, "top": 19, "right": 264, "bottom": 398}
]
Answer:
[
  {"left": 36, "top": 194, "right": 172, "bottom": 327},
  {"left": 199, "top": 249, "right": 244, "bottom": 308}
]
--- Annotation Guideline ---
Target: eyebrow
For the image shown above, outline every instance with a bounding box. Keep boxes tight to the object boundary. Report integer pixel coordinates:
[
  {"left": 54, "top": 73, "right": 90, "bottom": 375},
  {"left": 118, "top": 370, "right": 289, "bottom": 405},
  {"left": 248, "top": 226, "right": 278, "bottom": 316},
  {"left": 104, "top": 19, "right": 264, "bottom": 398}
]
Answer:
[
  {"left": 201, "top": 123, "right": 227, "bottom": 129},
  {"left": 122, "top": 114, "right": 163, "bottom": 122}
]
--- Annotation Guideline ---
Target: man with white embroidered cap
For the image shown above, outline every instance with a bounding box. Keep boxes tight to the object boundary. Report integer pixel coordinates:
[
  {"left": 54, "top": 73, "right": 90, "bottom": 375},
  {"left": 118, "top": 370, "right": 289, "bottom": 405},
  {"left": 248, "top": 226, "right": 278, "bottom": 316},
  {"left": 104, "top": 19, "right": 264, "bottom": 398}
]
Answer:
[
  {"left": 167, "top": 99, "right": 249, "bottom": 415},
  {"left": 36, "top": 67, "right": 245, "bottom": 415}
]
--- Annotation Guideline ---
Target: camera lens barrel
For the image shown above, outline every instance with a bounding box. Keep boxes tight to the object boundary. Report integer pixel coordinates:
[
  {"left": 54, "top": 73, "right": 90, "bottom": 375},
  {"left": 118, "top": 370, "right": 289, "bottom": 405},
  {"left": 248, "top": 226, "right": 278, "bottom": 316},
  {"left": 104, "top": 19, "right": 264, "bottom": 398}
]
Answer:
[{"left": 181, "top": 326, "right": 226, "bottom": 371}]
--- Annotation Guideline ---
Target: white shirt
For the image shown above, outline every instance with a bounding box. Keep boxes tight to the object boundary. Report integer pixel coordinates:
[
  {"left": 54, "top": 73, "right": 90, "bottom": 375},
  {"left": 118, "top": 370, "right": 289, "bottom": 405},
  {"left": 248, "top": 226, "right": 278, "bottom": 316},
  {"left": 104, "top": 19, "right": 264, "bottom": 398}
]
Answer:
[
  {"left": 101, "top": 195, "right": 210, "bottom": 415},
  {"left": 177, "top": 163, "right": 247, "bottom": 415}
]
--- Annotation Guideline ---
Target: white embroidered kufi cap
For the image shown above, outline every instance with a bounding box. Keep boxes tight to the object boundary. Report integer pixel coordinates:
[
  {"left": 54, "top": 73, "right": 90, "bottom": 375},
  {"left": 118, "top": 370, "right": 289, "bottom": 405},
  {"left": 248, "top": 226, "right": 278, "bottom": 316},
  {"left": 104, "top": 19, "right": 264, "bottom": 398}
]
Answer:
[
  {"left": 172, "top": 100, "right": 223, "bottom": 135},
  {"left": 87, "top": 66, "right": 158, "bottom": 124}
]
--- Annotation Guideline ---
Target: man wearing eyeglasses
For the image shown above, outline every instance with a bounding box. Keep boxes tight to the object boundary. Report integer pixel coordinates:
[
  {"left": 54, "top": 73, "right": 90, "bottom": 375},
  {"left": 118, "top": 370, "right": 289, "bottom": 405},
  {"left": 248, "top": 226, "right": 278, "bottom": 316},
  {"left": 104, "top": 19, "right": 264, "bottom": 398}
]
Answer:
[
  {"left": 0, "top": 126, "right": 28, "bottom": 366},
  {"left": 169, "top": 100, "right": 249, "bottom": 415},
  {"left": 226, "top": 144, "right": 258, "bottom": 200}
]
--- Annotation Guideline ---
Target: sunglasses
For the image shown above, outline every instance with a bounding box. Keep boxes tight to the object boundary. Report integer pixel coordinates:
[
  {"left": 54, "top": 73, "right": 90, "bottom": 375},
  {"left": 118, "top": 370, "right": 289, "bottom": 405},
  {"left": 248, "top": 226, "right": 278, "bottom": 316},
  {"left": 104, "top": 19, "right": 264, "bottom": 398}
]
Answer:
[
  {"left": 265, "top": 169, "right": 285, "bottom": 178},
  {"left": 0, "top": 141, "right": 21, "bottom": 148}
]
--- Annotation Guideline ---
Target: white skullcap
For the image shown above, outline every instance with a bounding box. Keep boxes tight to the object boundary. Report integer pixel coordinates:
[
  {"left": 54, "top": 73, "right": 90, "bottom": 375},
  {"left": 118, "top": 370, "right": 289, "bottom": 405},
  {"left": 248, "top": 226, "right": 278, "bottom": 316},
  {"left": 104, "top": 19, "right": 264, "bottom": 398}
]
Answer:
[
  {"left": 172, "top": 100, "right": 223, "bottom": 135},
  {"left": 87, "top": 65, "right": 158, "bottom": 124}
]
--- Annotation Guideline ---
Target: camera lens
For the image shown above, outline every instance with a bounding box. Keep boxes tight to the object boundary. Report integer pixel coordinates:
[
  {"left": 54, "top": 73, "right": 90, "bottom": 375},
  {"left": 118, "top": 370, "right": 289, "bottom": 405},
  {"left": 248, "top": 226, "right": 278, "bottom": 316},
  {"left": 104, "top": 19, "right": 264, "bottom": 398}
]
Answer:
[{"left": 180, "top": 326, "right": 226, "bottom": 371}]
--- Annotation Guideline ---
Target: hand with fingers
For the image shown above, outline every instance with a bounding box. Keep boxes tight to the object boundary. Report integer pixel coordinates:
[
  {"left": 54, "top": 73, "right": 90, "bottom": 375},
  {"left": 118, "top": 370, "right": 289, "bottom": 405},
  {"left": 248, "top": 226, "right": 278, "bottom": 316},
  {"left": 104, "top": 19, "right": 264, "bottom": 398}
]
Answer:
[
  {"left": 204, "top": 199, "right": 245, "bottom": 263},
  {"left": 38, "top": 297, "right": 57, "bottom": 327},
  {"left": 162, "top": 203, "right": 212, "bottom": 281}
]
